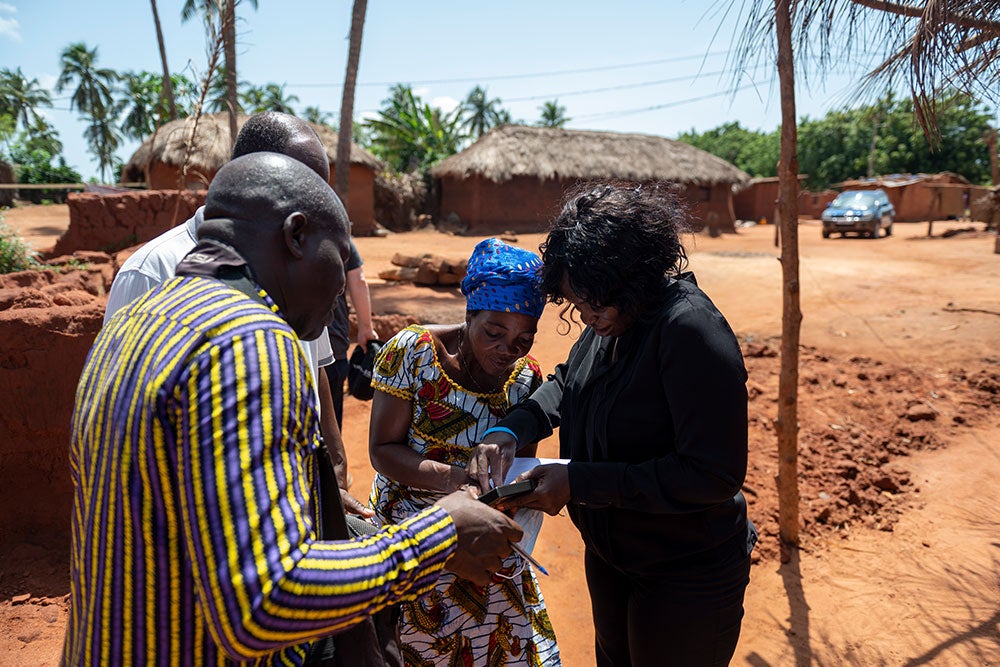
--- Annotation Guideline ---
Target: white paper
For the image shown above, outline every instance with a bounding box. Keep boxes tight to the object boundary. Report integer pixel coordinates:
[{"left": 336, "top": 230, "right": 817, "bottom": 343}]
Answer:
[
  {"left": 504, "top": 457, "right": 569, "bottom": 484},
  {"left": 505, "top": 458, "right": 569, "bottom": 557}
]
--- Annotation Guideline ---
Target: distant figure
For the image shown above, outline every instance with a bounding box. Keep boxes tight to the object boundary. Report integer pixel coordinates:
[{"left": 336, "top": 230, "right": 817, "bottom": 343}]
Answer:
[
  {"left": 368, "top": 238, "right": 561, "bottom": 665},
  {"left": 63, "top": 153, "right": 522, "bottom": 665},
  {"left": 324, "top": 238, "right": 377, "bottom": 430}
]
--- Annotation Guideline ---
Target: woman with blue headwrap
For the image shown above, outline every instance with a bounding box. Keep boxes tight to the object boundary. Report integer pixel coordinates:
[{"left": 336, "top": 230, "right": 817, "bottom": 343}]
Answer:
[{"left": 367, "top": 238, "right": 561, "bottom": 666}]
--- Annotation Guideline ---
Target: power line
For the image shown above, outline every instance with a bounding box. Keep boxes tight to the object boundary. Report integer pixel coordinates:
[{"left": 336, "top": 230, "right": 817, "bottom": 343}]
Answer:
[
  {"left": 286, "top": 50, "right": 735, "bottom": 89},
  {"left": 572, "top": 83, "right": 762, "bottom": 123}
]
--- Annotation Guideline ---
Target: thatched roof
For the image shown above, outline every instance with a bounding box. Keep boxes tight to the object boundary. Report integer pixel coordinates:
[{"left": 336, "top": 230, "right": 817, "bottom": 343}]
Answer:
[
  {"left": 430, "top": 125, "right": 751, "bottom": 187},
  {"left": 121, "top": 112, "right": 383, "bottom": 184}
]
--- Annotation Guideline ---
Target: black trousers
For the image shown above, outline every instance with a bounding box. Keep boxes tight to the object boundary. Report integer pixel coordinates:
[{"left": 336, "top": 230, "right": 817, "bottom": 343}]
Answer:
[
  {"left": 585, "top": 544, "right": 751, "bottom": 666},
  {"left": 323, "top": 359, "right": 350, "bottom": 429}
]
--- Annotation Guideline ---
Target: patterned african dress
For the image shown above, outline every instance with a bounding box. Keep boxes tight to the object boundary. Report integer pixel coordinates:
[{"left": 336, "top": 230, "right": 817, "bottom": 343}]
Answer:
[{"left": 369, "top": 325, "right": 562, "bottom": 667}]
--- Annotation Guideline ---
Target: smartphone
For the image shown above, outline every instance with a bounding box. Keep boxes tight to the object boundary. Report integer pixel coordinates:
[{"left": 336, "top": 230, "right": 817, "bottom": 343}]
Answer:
[{"left": 478, "top": 479, "right": 538, "bottom": 506}]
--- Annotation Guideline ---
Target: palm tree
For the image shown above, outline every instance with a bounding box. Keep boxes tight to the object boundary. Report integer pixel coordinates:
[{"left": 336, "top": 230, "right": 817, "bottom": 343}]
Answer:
[
  {"left": 0, "top": 67, "right": 52, "bottom": 131},
  {"left": 149, "top": 0, "right": 176, "bottom": 120},
  {"left": 56, "top": 43, "right": 118, "bottom": 116},
  {"left": 366, "top": 85, "right": 464, "bottom": 172},
  {"left": 260, "top": 83, "right": 299, "bottom": 114},
  {"left": 536, "top": 100, "right": 569, "bottom": 128},
  {"left": 302, "top": 105, "right": 333, "bottom": 127},
  {"left": 460, "top": 85, "right": 507, "bottom": 139},
  {"left": 181, "top": 0, "right": 259, "bottom": 149},
  {"left": 118, "top": 71, "right": 167, "bottom": 140},
  {"left": 336, "top": 0, "right": 368, "bottom": 199},
  {"left": 56, "top": 42, "right": 121, "bottom": 181}
]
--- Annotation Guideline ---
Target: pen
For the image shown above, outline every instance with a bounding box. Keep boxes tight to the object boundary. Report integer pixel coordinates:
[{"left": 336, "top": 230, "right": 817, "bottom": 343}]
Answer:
[{"left": 510, "top": 542, "right": 549, "bottom": 576}]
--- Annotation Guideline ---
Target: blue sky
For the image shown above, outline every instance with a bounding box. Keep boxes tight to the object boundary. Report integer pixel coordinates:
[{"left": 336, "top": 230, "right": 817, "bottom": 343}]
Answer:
[{"left": 1, "top": 0, "right": 908, "bottom": 181}]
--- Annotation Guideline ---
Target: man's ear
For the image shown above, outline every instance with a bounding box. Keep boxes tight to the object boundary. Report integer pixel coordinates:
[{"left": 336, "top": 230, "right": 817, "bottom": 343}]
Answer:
[{"left": 281, "top": 211, "right": 309, "bottom": 259}]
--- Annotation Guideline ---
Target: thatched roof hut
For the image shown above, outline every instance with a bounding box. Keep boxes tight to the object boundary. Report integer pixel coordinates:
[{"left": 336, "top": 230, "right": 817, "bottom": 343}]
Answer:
[
  {"left": 121, "top": 113, "right": 384, "bottom": 234},
  {"left": 430, "top": 125, "right": 751, "bottom": 233}
]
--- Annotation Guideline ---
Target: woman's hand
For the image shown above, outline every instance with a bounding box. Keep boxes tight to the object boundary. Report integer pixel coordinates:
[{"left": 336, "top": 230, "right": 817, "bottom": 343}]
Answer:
[
  {"left": 467, "top": 433, "right": 518, "bottom": 494},
  {"left": 503, "top": 463, "right": 571, "bottom": 516}
]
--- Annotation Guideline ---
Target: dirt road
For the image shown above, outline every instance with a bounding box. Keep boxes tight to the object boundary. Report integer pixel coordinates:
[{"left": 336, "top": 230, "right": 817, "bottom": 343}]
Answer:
[{"left": 2, "top": 206, "right": 998, "bottom": 664}]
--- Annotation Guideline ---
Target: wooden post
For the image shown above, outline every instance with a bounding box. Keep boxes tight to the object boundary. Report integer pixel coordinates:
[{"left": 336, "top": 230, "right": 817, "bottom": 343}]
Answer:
[{"left": 775, "top": 0, "right": 802, "bottom": 552}]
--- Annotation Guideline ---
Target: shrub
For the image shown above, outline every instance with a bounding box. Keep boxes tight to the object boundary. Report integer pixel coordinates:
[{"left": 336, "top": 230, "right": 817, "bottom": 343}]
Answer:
[{"left": 0, "top": 216, "right": 38, "bottom": 274}]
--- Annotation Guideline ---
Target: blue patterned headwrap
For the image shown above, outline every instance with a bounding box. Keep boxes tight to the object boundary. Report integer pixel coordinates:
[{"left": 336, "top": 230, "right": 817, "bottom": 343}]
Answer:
[{"left": 461, "top": 238, "right": 545, "bottom": 318}]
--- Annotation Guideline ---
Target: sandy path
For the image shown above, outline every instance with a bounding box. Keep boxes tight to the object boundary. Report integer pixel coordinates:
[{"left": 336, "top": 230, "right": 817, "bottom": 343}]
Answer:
[{"left": 2, "top": 206, "right": 998, "bottom": 665}]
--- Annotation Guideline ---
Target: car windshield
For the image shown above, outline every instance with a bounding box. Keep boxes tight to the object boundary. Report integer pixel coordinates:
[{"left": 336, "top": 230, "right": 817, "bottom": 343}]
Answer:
[{"left": 832, "top": 191, "right": 880, "bottom": 209}]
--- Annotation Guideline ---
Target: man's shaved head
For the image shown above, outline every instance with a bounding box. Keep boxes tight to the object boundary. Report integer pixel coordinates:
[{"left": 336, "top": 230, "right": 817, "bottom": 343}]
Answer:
[
  {"left": 201, "top": 152, "right": 351, "bottom": 340},
  {"left": 205, "top": 151, "right": 342, "bottom": 230},
  {"left": 232, "top": 111, "right": 331, "bottom": 183}
]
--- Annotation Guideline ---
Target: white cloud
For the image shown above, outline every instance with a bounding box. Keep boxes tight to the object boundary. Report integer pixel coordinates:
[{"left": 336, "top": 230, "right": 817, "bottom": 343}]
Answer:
[
  {"left": 0, "top": 3, "right": 18, "bottom": 41},
  {"left": 431, "top": 96, "right": 460, "bottom": 114},
  {"left": 359, "top": 110, "right": 380, "bottom": 122}
]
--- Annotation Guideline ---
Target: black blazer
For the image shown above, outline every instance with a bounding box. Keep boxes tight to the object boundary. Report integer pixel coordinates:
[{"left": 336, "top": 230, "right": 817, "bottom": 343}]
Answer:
[{"left": 501, "top": 274, "right": 757, "bottom": 575}]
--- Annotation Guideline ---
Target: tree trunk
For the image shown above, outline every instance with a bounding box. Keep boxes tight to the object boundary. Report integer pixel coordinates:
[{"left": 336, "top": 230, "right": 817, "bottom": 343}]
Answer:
[
  {"left": 223, "top": 0, "right": 238, "bottom": 151},
  {"left": 335, "top": 0, "right": 368, "bottom": 203},
  {"left": 867, "top": 114, "right": 880, "bottom": 178},
  {"left": 775, "top": 0, "right": 802, "bottom": 551},
  {"left": 150, "top": 0, "right": 176, "bottom": 120},
  {"left": 988, "top": 127, "right": 999, "bottom": 186}
]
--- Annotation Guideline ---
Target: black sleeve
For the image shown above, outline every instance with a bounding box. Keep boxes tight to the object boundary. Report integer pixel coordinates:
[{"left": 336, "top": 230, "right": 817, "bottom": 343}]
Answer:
[
  {"left": 497, "top": 360, "right": 567, "bottom": 448},
  {"left": 568, "top": 306, "right": 748, "bottom": 513}
]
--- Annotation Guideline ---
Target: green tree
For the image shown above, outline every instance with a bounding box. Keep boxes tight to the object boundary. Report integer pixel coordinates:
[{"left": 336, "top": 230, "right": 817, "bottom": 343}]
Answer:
[
  {"left": 252, "top": 83, "right": 299, "bottom": 114},
  {"left": 118, "top": 71, "right": 167, "bottom": 140},
  {"left": 677, "top": 122, "right": 779, "bottom": 178},
  {"left": 56, "top": 42, "right": 121, "bottom": 181},
  {"left": 365, "top": 84, "right": 464, "bottom": 172},
  {"left": 205, "top": 66, "right": 247, "bottom": 114},
  {"left": 796, "top": 91, "right": 993, "bottom": 189},
  {"left": 303, "top": 105, "right": 333, "bottom": 127},
  {"left": 460, "top": 85, "right": 508, "bottom": 139},
  {"left": 0, "top": 67, "right": 52, "bottom": 132},
  {"left": 536, "top": 100, "right": 569, "bottom": 128}
]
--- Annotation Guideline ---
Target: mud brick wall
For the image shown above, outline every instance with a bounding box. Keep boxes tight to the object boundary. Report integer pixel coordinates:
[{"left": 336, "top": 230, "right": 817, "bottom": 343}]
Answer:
[{"left": 55, "top": 190, "right": 205, "bottom": 255}]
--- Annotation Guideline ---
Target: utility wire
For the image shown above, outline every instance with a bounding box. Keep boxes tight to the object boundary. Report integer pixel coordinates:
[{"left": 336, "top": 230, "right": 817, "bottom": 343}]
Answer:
[
  {"left": 572, "top": 83, "right": 761, "bottom": 122},
  {"left": 286, "top": 51, "right": 735, "bottom": 89}
]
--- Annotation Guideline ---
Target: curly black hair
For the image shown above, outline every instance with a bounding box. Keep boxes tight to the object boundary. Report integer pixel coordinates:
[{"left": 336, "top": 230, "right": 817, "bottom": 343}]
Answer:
[{"left": 540, "top": 181, "right": 692, "bottom": 323}]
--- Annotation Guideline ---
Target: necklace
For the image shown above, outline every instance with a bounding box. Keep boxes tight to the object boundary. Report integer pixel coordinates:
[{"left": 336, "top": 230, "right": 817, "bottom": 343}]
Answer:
[{"left": 457, "top": 325, "right": 500, "bottom": 394}]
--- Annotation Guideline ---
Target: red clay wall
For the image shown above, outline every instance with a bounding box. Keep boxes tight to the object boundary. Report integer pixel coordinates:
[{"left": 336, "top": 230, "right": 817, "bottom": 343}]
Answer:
[
  {"left": 57, "top": 190, "right": 205, "bottom": 255},
  {"left": 439, "top": 176, "right": 738, "bottom": 234},
  {"left": 683, "top": 183, "right": 738, "bottom": 233},
  {"left": 342, "top": 164, "right": 377, "bottom": 235},
  {"left": 439, "top": 175, "right": 566, "bottom": 234},
  {"left": 0, "top": 254, "right": 114, "bottom": 547}
]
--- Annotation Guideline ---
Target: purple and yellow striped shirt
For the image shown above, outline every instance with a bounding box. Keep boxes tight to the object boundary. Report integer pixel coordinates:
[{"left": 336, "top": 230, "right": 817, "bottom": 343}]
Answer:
[{"left": 63, "top": 275, "right": 457, "bottom": 666}]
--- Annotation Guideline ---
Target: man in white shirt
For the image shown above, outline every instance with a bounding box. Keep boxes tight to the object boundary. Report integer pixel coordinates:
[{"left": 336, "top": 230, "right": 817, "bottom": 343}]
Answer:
[{"left": 105, "top": 111, "right": 364, "bottom": 508}]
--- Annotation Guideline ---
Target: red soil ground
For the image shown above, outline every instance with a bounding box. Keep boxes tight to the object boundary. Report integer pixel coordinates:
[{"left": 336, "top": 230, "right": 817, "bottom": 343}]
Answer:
[{"left": 2, "top": 204, "right": 998, "bottom": 665}]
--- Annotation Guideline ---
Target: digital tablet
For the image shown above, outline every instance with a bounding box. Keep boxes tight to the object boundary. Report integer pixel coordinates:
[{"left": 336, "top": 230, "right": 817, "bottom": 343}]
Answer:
[{"left": 478, "top": 479, "right": 538, "bottom": 506}]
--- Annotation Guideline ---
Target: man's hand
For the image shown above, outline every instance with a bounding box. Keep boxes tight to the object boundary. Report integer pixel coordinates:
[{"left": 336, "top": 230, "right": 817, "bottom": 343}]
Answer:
[
  {"left": 357, "top": 326, "right": 378, "bottom": 350},
  {"left": 467, "top": 432, "right": 517, "bottom": 494},
  {"left": 340, "top": 488, "right": 375, "bottom": 518},
  {"left": 436, "top": 487, "right": 522, "bottom": 586}
]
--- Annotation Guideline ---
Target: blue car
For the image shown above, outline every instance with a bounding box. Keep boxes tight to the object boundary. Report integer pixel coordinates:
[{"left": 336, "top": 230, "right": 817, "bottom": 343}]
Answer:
[{"left": 821, "top": 189, "right": 895, "bottom": 238}]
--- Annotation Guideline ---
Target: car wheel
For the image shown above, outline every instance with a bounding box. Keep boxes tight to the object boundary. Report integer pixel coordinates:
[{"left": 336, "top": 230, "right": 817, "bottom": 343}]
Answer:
[
  {"left": 870, "top": 222, "right": 880, "bottom": 239},
  {"left": 822, "top": 229, "right": 831, "bottom": 238},
  {"left": 885, "top": 221, "right": 893, "bottom": 236}
]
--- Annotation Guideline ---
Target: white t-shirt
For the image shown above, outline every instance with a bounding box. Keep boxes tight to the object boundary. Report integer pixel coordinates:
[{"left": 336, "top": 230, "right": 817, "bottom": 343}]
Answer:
[{"left": 104, "top": 206, "right": 335, "bottom": 386}]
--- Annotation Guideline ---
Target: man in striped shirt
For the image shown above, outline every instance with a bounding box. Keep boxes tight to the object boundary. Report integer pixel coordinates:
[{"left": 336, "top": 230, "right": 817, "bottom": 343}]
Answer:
[{"left": 63, "top": 152, "right": 521, "bottom": 666}]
